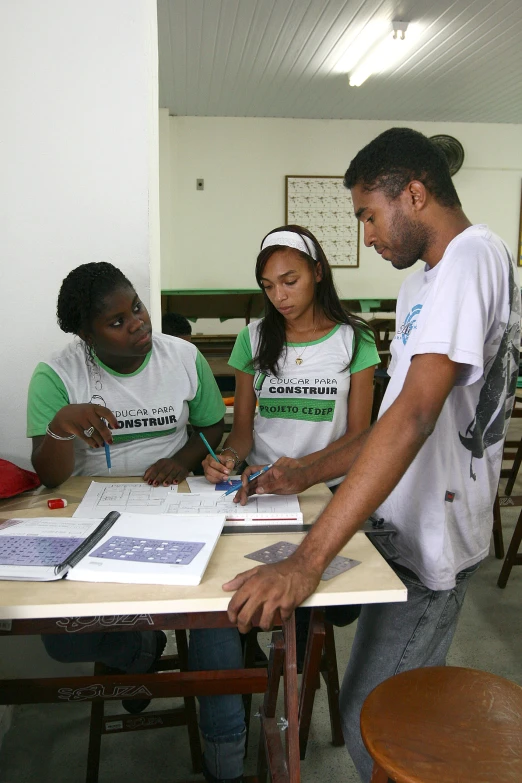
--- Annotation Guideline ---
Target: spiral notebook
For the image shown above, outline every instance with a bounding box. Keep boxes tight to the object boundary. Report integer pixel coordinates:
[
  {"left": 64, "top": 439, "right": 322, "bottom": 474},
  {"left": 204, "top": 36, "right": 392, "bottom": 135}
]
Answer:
[{"left": 0, "top": 512, "right": 224, "bottom": 585}]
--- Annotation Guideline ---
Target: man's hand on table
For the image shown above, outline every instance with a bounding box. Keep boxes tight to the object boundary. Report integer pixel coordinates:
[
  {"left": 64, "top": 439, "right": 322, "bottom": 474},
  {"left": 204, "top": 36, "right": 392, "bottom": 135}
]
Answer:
[
  {"left": 233, "top": 457, "right": 310, "bottom": 505},
  {"left": 223, "top": 552, "right": 322, "bottom": 633}
]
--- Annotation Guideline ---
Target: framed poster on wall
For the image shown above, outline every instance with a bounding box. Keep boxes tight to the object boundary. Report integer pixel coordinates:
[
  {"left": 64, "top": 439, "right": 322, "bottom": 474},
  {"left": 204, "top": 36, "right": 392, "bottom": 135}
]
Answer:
[{"left": 285, "top": 175, "right": 359, "bottom": 268}]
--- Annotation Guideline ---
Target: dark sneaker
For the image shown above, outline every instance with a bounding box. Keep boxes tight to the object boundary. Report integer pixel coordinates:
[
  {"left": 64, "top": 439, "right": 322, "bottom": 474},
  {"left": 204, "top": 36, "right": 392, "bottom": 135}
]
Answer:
[{"left": 122, "top": 630, "right": 167, "bottom": 714}]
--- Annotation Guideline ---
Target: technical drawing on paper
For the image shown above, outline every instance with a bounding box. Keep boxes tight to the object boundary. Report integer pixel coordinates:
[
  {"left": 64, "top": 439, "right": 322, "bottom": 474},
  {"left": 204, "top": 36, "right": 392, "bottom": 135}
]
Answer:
[
  {"left": 286, "top": 176, "right": 359, "bottom": 267},
  {"left": 165, "top": 493, "right": 301, "bottom": 519},
  {"left": 90, "top": 536, "right": 204, "bottom": 566},
  {"left": 74, "top": 482, "right": 179, "bottom": 519}
]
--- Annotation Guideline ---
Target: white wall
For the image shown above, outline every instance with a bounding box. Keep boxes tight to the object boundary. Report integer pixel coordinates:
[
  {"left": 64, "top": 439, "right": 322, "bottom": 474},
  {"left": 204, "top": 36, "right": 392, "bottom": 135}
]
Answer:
[
  {"left": 160, "top": 117, "right": 522, "bottom": 305},
  {"left": 1, "top": 0, "right": 160, "bottom": 469}
]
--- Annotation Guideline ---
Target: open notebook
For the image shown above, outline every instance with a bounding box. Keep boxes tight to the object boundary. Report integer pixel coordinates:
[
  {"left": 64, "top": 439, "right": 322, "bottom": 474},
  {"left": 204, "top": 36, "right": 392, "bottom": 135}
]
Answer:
[{"left": 0, "top": 512, "right": 224, "bottom": 585}]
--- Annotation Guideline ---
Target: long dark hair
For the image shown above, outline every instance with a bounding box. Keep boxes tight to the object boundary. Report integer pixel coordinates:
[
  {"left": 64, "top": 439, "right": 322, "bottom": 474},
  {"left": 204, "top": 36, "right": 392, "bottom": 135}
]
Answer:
[{"left": 254, "top": 225, "right": 374, "bottom": 375}]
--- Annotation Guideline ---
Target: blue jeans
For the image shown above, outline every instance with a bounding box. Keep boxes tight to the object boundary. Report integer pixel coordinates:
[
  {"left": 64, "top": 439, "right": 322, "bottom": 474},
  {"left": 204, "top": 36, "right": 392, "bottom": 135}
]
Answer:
[
  {"left": 189, "top": 628, "right": 246, "bottom": 780},
  {"left": 339, "top": 561, "right": 480, "bottom": 783},
  {"left": 41, "top": 630, "right": 158, "bottom": 673},
  {"left": 42, "top": 627, "right": 245, "bottom": 780}
]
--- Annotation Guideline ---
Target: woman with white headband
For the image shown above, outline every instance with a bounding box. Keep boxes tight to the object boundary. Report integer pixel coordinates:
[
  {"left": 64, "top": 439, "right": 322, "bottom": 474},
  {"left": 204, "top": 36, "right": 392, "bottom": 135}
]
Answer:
[
  {"left": 197, "top": 225, "right": 380, "bottom": 781},
  {"left": 203, "top": 224, "right": 379, "bottom": 492}
]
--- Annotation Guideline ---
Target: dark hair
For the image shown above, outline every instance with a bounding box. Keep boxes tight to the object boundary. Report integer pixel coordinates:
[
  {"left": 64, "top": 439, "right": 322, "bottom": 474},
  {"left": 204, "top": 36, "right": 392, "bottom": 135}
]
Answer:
[
  {"left": 254, "top": 225, "right": 374, "bottom": 375},
  {"left": 57, "top": 262, "right": 134, "bottom": 335},
  {"left": 162, "top": 312, "right": 192, "bottom": 337},
  {"left": 344, "top": 127, "right": 461, "bottom": 208}
]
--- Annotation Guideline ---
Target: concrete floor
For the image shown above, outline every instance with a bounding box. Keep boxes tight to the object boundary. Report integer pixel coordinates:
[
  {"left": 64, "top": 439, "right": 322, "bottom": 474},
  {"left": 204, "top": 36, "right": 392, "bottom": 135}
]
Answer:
[{"left": 1, "top": 434, "right": 521, "bottom": 782}]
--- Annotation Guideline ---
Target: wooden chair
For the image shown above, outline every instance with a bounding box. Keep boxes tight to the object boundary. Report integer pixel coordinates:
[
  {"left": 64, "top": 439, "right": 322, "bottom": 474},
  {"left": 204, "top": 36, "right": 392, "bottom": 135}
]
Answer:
[
  {"left": 371, "top": 368, "right": 390, "bottom": 425},
  {"left": 497, "top": 504, "right": 522, "bottom": 587},
  {"left": 495, "top": 394, "right": 522, "bottom": 582},
  {"left": 86, "top": 629, "right": 202, "bottom": 783},
  {"left": 499, "top": 394, "right": 522, "bottom": 497},
  {"left": 242, "top": 608, "right": 344, "bottom": 761},
  {"left": 360, "top": 666, "right": 522, "bottom": 783}
]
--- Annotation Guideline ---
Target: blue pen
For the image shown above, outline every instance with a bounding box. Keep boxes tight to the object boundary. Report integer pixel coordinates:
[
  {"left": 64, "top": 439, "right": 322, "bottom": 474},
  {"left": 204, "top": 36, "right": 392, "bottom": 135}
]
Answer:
[
  {"left": 199, "top": 432, "right": 234, "bottom": 486},
  {"left": 223, "top": 463, "right": 273, "bottom": 496},
  {"left": 199, "top": 431, "right": 220, "bottom": 463},
  {"left": 104, "top": 441, "right": 112, "bottom": 474},
  {"left": 100, "top": 418, "right": 112, "bottom": 474}
]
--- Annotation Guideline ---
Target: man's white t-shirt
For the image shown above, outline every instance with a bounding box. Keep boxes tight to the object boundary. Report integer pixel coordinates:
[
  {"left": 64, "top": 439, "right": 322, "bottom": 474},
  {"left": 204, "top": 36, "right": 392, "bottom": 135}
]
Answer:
[{"left": 375, "top": 225, "right": 520, "bottom": 590}]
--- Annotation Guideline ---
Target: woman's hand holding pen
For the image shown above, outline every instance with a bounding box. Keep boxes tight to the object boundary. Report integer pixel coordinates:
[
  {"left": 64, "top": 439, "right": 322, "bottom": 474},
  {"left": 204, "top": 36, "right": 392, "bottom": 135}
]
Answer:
[
  {"left": 50, "top": 404, "right": 116, "bottom": 448},
  {"left": 202, "top": 453, "right": 236, "bottom": 484},
  {"left": 233, "top": 456, "right": 309, "bottom": 505}
]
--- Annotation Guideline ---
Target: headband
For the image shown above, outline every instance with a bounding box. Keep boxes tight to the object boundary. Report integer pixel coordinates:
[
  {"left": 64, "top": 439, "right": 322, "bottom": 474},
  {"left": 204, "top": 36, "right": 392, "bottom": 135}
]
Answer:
[{"left": 261, "top": 231, "right": 318, "bottom": 261}]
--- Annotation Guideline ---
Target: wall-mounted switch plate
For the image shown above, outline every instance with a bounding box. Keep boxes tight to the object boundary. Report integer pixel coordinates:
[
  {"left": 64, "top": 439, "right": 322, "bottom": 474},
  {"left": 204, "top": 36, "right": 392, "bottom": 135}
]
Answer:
[{"left": 196, "top": 179, "right": 204, "bottom": 190}]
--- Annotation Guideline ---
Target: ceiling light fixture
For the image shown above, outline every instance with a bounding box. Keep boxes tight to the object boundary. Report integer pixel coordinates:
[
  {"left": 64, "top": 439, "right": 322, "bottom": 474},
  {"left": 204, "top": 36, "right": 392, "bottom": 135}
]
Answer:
[{"left": 349, "top": 21, "right": 415, "bottom": 87}]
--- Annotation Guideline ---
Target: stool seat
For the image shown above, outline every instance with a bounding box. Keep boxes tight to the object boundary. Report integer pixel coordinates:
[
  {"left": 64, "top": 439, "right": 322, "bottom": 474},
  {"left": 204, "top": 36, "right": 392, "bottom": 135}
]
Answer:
[{"left": 360, "top": 666, "right": 522, "bottom": 783}]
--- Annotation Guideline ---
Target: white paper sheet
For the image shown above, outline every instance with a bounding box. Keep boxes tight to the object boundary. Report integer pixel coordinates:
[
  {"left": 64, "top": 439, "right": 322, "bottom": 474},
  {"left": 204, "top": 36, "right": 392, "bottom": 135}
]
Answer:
[
  {"left": 186, "top": 476, "right": 223, "bottom": 493},
  {"left": 73, "top": 481, "right": 179, "bottom": 519},
  {"left": 164, "top": 492, "right": 303, "bottom": 522}
]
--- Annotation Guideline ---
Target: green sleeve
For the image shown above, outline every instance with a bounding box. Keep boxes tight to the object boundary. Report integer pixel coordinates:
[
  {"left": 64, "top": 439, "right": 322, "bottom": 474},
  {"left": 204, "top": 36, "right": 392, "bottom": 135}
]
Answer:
[
  {"left": 351, "top": 329, "right": 380, "bottom": 374},
  {"left": 27, "top": 363, "right": 70, "bottom": 437},
  {"left": 188, "top": 351, "right": 226, "bottom": 427},
  {"left": 228, "top": 326, "right": 255, "bottom": 375}
]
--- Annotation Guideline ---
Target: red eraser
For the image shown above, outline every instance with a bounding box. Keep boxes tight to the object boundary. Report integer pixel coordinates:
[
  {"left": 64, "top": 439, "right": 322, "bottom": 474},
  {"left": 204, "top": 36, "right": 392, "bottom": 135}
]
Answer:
[{"left": 47, "top": 498, "right": 68, "bottom": 509}]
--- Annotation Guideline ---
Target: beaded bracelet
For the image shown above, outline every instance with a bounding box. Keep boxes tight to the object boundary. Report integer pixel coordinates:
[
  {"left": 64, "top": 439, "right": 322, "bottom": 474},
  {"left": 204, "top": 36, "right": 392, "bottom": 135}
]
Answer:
[
  {"left": 220, "top": 446, "right": 240, "bottom": 468},
  {"left": 46, "top": 423, "right": 75, "bottom": 441}
]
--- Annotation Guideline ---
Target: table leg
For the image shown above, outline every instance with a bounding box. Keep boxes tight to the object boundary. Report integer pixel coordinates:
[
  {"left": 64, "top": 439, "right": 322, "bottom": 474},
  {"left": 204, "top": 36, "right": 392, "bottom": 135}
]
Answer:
[
  {"left": 282, "top": 615, "right": 300, "bottom": 783},
  {"left": 257, "top": 631, "right": 285, "bottom": 782},
  {"left": 86, "top": 694, "right": 104, "bottom": 783},
  {"left": 298, "top": 608, "right": 325, "bottom": 759}
]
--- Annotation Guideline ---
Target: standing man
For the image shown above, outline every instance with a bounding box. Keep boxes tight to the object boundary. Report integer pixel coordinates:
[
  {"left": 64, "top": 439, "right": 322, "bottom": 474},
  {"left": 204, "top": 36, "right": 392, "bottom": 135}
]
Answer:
[{"left": 224, "top": 128, "right": 520, "bottom": 781}]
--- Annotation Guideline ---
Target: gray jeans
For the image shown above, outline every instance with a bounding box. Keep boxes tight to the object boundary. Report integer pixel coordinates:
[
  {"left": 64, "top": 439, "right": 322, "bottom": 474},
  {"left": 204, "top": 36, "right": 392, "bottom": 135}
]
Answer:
[{"left": 339, "top": 560, "right": 480, "bottom": 782}]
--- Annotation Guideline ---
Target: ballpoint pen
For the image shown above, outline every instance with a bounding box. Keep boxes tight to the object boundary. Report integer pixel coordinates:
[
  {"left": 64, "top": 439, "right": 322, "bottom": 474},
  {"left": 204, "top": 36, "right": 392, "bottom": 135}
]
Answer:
[
  {"left": 199, "top": 431, "right": 220, "bottom": 463},
  {"left": 104, "top": 441, "right": 112, "bottom": 475},
  {"left": 223, "top": 463, "right": 273, "bottom": 497},
  {"left": 198, "top": 431, "right": 233, "bottom": 485}
]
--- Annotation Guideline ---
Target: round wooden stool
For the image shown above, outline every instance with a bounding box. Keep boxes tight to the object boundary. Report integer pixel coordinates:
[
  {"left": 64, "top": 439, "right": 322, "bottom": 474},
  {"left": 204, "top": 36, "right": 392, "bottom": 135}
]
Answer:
[{"left": 360, "top": 666, "right": 522, "bottom": 783}]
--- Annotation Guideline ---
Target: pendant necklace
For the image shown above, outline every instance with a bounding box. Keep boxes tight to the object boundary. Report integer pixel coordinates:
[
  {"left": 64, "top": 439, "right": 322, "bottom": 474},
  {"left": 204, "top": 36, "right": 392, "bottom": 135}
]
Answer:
[{"left": 291, "top": 324, "right": 317, "bottom": 365}]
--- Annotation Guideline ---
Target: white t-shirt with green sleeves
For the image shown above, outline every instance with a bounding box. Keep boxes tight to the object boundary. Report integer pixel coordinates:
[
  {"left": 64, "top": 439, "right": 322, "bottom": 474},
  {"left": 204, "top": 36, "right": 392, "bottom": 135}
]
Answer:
[
  {"left": 229, "top": 322, "right": 379, "bottom": 486},
  {"left": 27, "top": 333, "right": 225, "bottom": 477}
]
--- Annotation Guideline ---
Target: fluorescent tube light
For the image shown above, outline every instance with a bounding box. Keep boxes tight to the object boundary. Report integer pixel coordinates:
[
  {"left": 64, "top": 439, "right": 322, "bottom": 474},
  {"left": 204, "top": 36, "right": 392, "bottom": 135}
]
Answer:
[
  {"left": 333, "top": 20, "right": 389, "bottom": 74},
  {"left": 349, "top": 21, "right": 417, "bottom": 87}
]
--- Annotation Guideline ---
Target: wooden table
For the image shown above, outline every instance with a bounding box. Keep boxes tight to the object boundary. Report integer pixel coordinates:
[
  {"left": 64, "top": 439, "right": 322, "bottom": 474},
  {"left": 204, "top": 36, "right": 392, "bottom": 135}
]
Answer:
[{"left": 0, "top": 478, "right": 406, "bottom": 782}]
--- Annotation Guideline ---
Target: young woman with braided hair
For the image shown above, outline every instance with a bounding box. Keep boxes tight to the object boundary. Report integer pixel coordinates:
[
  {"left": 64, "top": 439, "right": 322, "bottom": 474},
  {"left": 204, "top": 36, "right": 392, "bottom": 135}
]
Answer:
[
  {"left": 27, "top": 262, "right": 246, "bottom": 783},
  {"left": 28, "top": 262, "right": 224, "bottom": 486}
]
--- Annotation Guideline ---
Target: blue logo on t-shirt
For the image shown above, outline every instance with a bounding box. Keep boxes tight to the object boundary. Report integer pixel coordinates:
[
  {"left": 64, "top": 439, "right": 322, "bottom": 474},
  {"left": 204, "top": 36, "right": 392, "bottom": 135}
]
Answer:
[{"left": 395, "top": 304, "right": 423, "bottom": 345}]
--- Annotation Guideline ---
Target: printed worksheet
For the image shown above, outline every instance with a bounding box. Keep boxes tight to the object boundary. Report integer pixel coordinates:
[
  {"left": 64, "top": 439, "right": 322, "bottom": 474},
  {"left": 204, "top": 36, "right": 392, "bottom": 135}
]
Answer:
[
  {"left": 73, "top": 482, "right": 179, "bottom": 519},
  {"left": 165, "top": 493, "right": 302, "bottom": 522}
]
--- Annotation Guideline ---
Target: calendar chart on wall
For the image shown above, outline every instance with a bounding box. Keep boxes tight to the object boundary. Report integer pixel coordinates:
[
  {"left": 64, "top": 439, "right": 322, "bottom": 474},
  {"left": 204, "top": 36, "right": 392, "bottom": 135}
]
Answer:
[{"left": 285, "top": 176, "right": 359, "bottom": 267}]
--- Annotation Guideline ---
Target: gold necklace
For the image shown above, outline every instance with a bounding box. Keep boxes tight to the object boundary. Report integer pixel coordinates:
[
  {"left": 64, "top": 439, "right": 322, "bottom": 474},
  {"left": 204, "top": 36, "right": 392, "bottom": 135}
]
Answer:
[{"left": 290, "top": 324, "right": 317, "bottom": 365}]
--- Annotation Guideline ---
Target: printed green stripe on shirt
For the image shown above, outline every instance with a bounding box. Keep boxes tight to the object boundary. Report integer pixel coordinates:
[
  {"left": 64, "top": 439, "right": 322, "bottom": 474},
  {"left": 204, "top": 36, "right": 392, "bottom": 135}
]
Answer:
[
  {"left": 111, "top": 427, "right": 177, "bottom": 444},
  {"left": 258, "top": 398, "right": 336, "bottom": 422}
]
